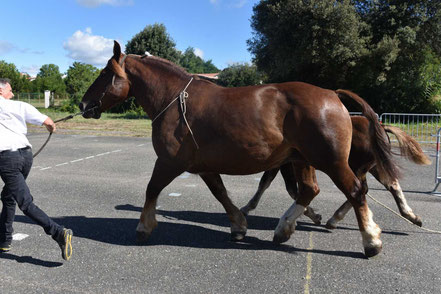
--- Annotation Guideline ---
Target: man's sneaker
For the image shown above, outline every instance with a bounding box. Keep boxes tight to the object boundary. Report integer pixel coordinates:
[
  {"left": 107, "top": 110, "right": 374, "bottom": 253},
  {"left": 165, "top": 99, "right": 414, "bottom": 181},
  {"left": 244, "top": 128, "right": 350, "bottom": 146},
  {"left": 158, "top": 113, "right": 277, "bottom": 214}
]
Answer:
[
  {"left": 0, "top": 241, "right": 11, "bottom": 253},
  {"left": 56, "top": 229, "right": 73, "bottom": 261}
]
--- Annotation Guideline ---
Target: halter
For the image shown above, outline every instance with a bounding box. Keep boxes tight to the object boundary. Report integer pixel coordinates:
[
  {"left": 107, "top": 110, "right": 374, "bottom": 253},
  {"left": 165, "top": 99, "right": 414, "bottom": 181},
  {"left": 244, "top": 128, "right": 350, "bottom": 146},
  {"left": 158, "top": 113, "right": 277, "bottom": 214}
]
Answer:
[{"left": 95, "top": 54, "right": 129, "bottom": 109}]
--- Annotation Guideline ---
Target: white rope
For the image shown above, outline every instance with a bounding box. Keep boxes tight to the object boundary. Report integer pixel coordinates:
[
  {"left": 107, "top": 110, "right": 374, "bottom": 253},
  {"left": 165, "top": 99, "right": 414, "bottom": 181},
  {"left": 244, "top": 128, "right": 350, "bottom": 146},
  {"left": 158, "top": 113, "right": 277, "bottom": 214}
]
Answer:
[
  {"left": 151, "top": 77, "right": 199, "bottom": 149},
  {"left": 367, "top": 192, "right": 441, "bottom": 234}
]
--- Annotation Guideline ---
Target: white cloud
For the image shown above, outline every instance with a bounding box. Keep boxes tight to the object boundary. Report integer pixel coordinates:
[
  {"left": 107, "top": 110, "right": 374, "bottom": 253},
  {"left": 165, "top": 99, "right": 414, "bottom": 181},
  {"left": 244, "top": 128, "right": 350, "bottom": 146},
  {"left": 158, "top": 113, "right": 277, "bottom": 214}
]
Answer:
[
  {"left": 209, "top": 0, "right": 247, "bottom": 8},
  {"left": 233, "top": 0, "right": 247, "bottom": 8},
  {"left": 76, "top": 0, "right": 133, "bottom": 8},
  {"left": 0, "top": 41, "right": 43, "bottom": 55},
  {"left": 194, "top": 48, "right": 204, "bottom": 59},
  {"left": 63, "top": 28, "right": 118, "bottom": 66},
  {"left": 0, "top": 41, "right": 14, "bottom": 55},
  {"left": 20, "top": 65, "right": 40, "bottom": 77}
]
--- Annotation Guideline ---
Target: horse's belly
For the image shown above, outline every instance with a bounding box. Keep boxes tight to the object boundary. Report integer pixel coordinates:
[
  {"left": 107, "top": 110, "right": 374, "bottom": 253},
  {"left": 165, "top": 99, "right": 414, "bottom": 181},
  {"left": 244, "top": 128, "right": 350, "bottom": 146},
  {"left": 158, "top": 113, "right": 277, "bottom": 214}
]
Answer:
[{"left": 190, "top": 143, "right": 292, "bottom": 175}]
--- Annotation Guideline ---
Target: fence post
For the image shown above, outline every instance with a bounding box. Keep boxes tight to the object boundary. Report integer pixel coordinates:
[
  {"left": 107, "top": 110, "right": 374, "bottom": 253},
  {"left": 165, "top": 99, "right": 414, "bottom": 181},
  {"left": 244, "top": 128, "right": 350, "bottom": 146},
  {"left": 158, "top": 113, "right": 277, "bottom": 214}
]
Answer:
[{"left": 44, "top": 91, "right": 51, "bottom": 108}]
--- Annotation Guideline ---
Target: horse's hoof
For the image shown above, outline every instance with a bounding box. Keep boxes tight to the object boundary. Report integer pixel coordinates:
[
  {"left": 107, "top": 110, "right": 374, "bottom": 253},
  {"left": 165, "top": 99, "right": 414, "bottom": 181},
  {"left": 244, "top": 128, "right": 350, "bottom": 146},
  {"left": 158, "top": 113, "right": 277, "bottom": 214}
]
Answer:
[
  {"left": 136, "top": 231, "right": 151, "bottom": 245},
  {"left": 273, "top": 234, "right": 290, "bottom": 244},
  {"left": 364, "top": 245, "right": 382, "bottom": 258},
  {"left": 231, "top": 231, "right": 246, "bottom": 242},
  {"left": 413, "top": 216, "right": 423, "bottom": 227},
  {"left": 313, "top": 214, "right": 322, "bottom": 225},
  {"left": 325, "top": 221, "right": 337, "bottom": 230}
]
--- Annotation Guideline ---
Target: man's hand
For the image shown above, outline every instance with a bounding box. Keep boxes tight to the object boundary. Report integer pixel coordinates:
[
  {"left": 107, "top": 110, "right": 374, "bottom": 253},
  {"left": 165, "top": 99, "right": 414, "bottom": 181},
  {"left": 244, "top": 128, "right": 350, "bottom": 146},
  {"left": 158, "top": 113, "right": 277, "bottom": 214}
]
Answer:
[{"left": 43, "top": 117, "right": 56, "bottom": 133}]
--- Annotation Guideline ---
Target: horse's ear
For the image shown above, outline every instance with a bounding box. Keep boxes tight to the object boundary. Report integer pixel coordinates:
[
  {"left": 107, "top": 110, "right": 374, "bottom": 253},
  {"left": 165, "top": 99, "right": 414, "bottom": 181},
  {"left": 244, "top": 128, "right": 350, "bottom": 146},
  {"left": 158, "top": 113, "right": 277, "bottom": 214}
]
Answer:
[{"left": 113, "top": 41, "right": 122, "bottom": 61}]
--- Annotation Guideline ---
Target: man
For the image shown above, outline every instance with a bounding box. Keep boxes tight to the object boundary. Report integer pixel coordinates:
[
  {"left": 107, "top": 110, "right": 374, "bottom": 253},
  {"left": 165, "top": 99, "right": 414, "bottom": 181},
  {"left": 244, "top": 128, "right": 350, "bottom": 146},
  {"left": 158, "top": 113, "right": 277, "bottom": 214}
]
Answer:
[{"left": 0, "top": 78, "right": 72, "bottom": 261}]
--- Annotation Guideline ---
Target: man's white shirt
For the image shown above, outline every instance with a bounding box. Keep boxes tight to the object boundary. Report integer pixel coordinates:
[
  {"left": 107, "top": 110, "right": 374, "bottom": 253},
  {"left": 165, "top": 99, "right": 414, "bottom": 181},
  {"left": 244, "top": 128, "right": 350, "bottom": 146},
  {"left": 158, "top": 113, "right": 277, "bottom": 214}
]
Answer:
[{"left": 0, "top": 95, "right": 48, "bottom": 151}]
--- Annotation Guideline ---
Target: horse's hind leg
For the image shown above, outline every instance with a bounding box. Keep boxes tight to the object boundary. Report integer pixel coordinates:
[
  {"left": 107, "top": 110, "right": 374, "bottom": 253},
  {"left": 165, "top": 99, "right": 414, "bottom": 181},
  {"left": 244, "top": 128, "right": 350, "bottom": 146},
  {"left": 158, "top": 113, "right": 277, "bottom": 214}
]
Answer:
[
  {"left": 240, "top": 168, "right": 279, "bottom": 216},
  {"left": 136, "top": 158, "right": 185, "bottom": 244},
  {"left": 370, "top": 167, "right": 422, "bottom": 226},
  {"left": 200, "top": 173, "right": 248, "bottom": 241},
  {"left": 325, "top": 174, "right": 368, "bottom": 229},
  {"left": 329, "top": 165, "right": 382, "bottom": 257},
  {"left": 273, "top": 165, "right": 320, "bottom": 243}
]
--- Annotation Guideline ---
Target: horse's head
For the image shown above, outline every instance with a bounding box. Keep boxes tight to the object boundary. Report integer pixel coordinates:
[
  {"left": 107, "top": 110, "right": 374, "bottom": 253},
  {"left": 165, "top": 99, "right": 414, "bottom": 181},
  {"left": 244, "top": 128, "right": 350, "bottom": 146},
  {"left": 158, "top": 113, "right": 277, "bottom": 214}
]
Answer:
[{"left": 79, "top": 41, "right": 131, "bottom": 118}]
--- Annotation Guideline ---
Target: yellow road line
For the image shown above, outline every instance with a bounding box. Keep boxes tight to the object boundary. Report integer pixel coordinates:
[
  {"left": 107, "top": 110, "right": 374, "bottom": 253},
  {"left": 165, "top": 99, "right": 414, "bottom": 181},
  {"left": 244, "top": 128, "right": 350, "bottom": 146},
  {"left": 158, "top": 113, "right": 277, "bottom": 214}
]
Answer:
[{"left": 304, "top": 231, "right": 314, "bottom": 294}]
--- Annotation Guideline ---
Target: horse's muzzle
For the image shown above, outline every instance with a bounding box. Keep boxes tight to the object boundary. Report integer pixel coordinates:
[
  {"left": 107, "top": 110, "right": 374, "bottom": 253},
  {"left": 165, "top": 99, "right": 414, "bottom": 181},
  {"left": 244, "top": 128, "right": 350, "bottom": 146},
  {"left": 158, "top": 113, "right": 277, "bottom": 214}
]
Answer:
[{"left": 79, "top": 102, "right": 101, "bottom": 119}]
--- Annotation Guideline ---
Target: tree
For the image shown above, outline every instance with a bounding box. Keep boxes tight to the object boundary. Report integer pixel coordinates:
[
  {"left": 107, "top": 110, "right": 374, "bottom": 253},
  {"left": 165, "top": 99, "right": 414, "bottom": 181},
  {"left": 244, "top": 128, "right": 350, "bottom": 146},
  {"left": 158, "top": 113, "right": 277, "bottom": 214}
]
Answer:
[
  {"left": 125, "top": 23, "right": 181, "bottom": 63},
  {"left": 34, "top": 64, "right": 65, "bottom": 94},
  {"left": 179, "top": 47, "right": 219, "bottom": 73},
  {"left": 248, "top": 0, "right": 441, "bottom": 113},
  {"left": 0, "top": 61, "right": 31, "bottom": 92},
  {"left": 63, "top": 62, "right": 100, "bottom": 111},
  {"left": 217, "top": 63, "right": 264, "bottom": 87},
  {"left": 248, "top": 0, "right": 368, "bottom": 88}
]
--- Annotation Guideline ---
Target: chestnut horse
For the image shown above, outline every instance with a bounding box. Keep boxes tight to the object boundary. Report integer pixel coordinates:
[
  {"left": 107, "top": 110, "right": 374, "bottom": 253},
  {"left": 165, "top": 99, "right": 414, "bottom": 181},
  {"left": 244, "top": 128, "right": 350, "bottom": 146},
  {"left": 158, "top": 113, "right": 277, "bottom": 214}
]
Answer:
[
  {"left": 80, "top": 41, "right": 399, "bottom": 257},
  {"left": 240, "top": 116, "right": 430, "bottom": 228}
]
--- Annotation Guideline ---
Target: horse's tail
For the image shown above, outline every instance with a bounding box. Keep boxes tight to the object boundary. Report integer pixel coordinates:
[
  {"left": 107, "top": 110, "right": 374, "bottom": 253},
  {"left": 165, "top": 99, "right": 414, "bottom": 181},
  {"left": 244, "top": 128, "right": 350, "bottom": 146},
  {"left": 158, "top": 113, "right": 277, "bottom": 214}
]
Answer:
[
  {"left": 383, "top": 125, "right": 431, "bottom": 165},
  {"left": 336, "top": 89, "right": 400, "bottom": 182}
]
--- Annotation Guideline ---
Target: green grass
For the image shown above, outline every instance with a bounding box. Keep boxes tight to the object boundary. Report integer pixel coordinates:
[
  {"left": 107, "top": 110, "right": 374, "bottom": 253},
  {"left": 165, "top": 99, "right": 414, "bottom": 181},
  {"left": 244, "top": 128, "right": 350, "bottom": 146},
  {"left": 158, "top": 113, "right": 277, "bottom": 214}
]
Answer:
[{"left": 28, "top": 108, "right": 152, "bottom": 137}]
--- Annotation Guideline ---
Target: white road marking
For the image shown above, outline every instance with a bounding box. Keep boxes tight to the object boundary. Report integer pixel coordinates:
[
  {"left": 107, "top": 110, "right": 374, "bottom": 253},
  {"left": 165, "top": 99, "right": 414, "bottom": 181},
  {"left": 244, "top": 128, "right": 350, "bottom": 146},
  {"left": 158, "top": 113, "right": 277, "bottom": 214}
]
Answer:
[
  {"left": 185, "top": 184, "right": 197, "bottom": 187},
  {"left": 168, "top": 193, "right": 181, "bottom": 197},
  {"left": 13, "top": 233, "right": 29, "bottom": 241},
  {"left": 56, "top": 162, "right": 69, "bottom": 167},
  {"left": 33, "top": 142, "right": 144, "bottom": 172},
  {"left": 70, "top": 158, "right": 84, "bottom": 163},
  {"left": 138, "top": 144, "right": 145, "bottom": 147},
  {"left": 254, "top": 177, "right": 261, "bottom": 181}
]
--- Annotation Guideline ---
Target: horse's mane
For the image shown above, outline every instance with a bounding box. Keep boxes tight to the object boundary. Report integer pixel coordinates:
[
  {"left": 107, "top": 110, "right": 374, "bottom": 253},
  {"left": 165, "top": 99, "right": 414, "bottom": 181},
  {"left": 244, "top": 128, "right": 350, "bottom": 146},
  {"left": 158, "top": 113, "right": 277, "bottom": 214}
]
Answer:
[{"left": 140, "top": 55, "right": 191, "bottom": 78}]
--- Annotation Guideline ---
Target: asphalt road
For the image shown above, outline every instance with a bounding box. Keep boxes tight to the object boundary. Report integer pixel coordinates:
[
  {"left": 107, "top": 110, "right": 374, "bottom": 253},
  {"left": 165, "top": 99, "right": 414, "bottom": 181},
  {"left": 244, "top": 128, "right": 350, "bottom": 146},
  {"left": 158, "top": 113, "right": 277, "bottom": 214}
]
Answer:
[{"left": 1, "top": 133, "right": 440, "bottom": 294}]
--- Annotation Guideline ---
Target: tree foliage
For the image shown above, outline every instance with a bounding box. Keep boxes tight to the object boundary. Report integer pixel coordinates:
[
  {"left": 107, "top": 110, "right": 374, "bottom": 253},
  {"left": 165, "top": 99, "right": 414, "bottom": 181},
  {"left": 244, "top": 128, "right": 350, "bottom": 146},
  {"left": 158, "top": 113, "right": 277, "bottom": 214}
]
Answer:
[
  {"left": 62, "top": 62, "right": 100, "bottom": 111},
  {"left": 248, "top": 0, "right": 441, "bottom": 113},
  {"left": 217, "top": 63, "right": 264, "bottom": 87},
  {"left": 34, "top": 64, "right": 65, "bottom": 94},
  {"left": 179, "top": 47, "right": 219, "bottom": 73},
  {"left": 125, "top": 23, "right": 181, "bottom": 63},
  {"left": 0, "top": 60, "right": 32, "bottom": 92}
]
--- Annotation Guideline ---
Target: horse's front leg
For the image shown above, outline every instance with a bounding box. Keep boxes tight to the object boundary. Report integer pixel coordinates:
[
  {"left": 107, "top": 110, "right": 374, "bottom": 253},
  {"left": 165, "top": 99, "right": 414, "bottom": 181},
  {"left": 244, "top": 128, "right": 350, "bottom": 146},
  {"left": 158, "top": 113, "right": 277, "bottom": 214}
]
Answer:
[
  {"left": 136, "top": 158, "right": 185, "bottom": 244},
  {"left": 273, "top": 164, "right": 319, "bottom": 243},
  {"left": 200, "top": 173, "right": 248, "bottom": 241},
  {"left": 240, "top": 168, "right": 279, "bottom": 216},
  {"left": 280, "top": 163, "right": 322, "bottom": 225}
]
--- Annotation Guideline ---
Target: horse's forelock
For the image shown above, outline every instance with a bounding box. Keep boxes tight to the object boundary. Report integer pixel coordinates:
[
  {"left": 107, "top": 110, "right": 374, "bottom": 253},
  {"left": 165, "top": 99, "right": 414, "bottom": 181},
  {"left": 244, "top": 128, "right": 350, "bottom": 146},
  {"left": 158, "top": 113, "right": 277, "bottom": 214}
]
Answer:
[{"left": 110, "top": 59, "right": 128, "bottom": 80}]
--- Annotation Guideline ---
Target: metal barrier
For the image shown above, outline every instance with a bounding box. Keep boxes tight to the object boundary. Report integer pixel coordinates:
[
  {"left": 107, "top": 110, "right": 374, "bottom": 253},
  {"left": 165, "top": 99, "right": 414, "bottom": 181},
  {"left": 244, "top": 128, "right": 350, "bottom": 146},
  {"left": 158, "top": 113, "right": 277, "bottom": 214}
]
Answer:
[
  {"left": 380, "top": 113, "right": 441, "bottom": 144},
  {"left": 432, "top": 128, "right": 441, "bottom": 193},
  {"left": 353, "top": 112, "right": 441, "bottom": 193}
]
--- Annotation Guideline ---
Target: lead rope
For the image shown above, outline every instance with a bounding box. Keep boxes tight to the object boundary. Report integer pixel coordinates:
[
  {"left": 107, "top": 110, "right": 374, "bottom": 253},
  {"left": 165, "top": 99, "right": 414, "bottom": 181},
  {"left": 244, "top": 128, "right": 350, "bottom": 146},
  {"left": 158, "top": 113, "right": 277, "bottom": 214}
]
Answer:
[
  {"left": 366, "top": 192, "right": 441, "bottom": 234},
  {"left": 151, "top": 77, "right": 199, "bottom": 149},
  {"left": 33, "top": 109, "right": 94, "bottom": 158}
]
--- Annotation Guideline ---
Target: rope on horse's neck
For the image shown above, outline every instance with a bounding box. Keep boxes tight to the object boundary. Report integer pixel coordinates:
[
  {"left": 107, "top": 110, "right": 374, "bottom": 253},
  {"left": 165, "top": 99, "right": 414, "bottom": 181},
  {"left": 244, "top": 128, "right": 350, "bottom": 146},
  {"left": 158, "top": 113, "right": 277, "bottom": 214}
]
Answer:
[
  {"left": 151, "top": 77, "right": 199, "bottom": 149},
  {"left": 366, "top": 192, "right": 441, "bottom": 234}
]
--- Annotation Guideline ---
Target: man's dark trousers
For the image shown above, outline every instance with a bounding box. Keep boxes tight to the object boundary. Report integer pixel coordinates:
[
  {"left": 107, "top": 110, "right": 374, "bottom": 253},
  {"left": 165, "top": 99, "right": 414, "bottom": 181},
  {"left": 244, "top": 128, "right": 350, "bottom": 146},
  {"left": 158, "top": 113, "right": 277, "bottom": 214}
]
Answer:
[{"left": 0, "top": 147, "right": 62, "bottom": 243}]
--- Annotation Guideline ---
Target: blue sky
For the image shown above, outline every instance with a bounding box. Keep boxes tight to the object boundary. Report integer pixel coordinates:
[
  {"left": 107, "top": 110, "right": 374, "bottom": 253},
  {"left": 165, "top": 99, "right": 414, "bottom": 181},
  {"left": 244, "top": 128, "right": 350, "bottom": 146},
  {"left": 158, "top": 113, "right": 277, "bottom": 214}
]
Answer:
[{"left": 1, "top": 0, "right": 260, "bottom": 76}]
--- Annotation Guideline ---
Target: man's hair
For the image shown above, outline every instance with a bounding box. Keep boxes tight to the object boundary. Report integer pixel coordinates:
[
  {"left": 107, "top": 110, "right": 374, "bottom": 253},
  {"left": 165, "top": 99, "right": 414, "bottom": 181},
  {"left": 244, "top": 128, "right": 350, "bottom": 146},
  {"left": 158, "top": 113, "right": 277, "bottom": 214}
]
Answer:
[{"left": 0, "top": 78, "right": 11, "bottom": 89}]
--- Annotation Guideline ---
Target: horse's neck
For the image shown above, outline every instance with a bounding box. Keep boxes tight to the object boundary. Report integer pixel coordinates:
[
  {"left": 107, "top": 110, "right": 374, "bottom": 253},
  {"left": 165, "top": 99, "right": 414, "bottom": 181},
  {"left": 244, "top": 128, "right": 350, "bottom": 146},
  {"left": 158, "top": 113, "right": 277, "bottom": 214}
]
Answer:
[{"left": 128, "top": 59, "right": 190, "bottom": 120}]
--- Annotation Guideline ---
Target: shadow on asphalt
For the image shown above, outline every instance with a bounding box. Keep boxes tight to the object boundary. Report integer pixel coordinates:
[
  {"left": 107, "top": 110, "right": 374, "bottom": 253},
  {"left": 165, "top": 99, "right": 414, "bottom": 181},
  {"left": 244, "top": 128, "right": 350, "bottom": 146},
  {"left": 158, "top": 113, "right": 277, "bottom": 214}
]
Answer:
[
  {"left": 0, "top": 252, "right": 63, "bottom": 268},
  {"left": 13, "top": 203, "right": 415, "bottom": 260}
]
